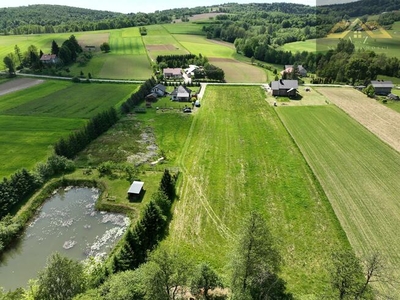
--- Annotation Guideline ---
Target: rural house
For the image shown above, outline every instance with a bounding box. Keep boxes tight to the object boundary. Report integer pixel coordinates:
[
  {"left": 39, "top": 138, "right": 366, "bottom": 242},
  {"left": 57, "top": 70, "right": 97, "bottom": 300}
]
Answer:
[
  {"left": 271, "top": 79, "right": 298, "bottom": 97},
  {"left": 127, "top": 181, "right": 144, "bottom": 201},
  {"left": 40, "top": 54, "right": 59, "bottom": 64},
  {"left": 283, "top": 65, "right": 307, "bottom": 77},
  {"left": 371, "top": 80, "right": 394, "bottom": 95},
  {"left": 163, "top": 68, "right": 182, "bottom": 79},
  {"left": 170, "top": 85, "right": 192, "bottom": 102},
  {"left": 151, "top": 84, "right": 167, "bottom": 97}
]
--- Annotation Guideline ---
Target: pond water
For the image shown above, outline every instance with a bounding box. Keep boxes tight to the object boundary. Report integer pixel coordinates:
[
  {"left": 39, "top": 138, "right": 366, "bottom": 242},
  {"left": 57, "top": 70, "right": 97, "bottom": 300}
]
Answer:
[{"left": 0, "top": 187, "right": 129, "bottom": 291}]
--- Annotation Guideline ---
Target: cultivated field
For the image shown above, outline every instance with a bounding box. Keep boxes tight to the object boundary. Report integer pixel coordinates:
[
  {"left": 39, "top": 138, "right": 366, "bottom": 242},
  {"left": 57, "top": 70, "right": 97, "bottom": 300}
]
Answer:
[
  {"left": 0, "top": 78, "right": 44, "bottom": 96},
  {"left": 0, "top": 79, "right": 138, "bottom": 177},
  {"left": 317, "top": 87, "right": 400, "bottom": 153},
  {"left": 161, "top": 86, "right": 348, "bottom": 297},
  {"left": 277, "top": 105, "right": 400, "bottom": 295},
  {"left": 209, "top": 58, "right": 267, "bottom": 83}
]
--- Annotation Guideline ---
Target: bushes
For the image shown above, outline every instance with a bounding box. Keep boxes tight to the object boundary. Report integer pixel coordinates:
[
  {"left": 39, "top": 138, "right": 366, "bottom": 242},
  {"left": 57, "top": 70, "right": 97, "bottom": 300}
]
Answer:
[{"left": 119, "top": 78, "right": 155, "bottom": 114}]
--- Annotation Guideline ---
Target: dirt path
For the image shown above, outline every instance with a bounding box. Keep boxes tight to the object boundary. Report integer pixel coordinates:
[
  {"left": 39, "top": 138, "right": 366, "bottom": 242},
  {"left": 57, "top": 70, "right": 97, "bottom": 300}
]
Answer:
[
  {"left": 318, "top": 87, "right": 400, "bottom": 153},
  {"left": 0, "top": 78, "right": 44, "bottom": 96}
]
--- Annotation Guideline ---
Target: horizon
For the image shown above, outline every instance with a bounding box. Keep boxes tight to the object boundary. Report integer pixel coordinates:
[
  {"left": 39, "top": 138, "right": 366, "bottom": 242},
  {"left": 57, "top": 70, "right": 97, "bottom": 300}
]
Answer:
[{"left": 0, "top": 0, "right": 358, "bottom": 14}]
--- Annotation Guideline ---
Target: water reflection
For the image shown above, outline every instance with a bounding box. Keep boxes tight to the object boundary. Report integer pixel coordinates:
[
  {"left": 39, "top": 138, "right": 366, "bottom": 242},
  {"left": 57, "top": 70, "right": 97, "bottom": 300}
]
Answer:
[{"left": 0, "top": 187, "right": 129, "bottom": 291}]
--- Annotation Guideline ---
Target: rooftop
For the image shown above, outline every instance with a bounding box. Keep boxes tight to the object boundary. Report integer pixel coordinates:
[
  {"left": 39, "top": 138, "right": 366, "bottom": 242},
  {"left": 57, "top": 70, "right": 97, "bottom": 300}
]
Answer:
[
  {"left": 128, "top": 181, "right": 144, "bottom": 194},
  {"left": 271, "top": 80, "right": 298, "bottom": 90},
  {"left": 371, "top": 80, "right": 394, "bottom": 88}
]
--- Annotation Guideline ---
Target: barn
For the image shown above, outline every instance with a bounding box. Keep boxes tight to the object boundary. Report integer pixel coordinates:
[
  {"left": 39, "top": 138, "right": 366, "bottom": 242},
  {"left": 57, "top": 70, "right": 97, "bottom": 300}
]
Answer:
[{"left": 371, "top": 80, "right": 394, "bottom": 95}]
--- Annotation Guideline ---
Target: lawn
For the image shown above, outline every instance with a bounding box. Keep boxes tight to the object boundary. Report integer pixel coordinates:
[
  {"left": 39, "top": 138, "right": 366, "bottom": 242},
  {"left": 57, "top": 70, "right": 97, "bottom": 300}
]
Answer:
[
  {"left": 0, "top": 115, "right": 86, "bottom": 178},
  {"left": 160, "top": 86, "right": 348, "bottom": 297},
  {"left": 277, "top": 105, "right": 400, "bottom": 295},
  {"left": 3, "top": 82, "right": 137, "bottom": 118}
]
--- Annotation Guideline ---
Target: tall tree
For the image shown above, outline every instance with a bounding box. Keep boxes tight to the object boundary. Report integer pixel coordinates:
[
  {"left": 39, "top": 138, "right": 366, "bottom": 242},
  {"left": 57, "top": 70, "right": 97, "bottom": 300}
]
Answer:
[
  {"left": 144, "top": 247, "right": 193, "bottom": 300},
  {"left": 230, "top": 211, "right": 291, "bottom": 299},
  {"left": 35, "top": 252, "right": 87, "bottom": 300},
  {"left": 190, "top": 262, "right": 223, "bottom": 300},
  {"left": 14, "top": 45, "right": 22, "bottom": 65},
  {"left": 51, "top": 40, "right": 60, "bottom": 55},
  {"left": 3, "top": 54, "right": 16, "bottom": 75}
]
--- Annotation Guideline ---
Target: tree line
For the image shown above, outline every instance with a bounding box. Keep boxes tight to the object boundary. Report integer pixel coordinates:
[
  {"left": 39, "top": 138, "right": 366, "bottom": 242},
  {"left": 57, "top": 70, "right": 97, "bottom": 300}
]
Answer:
[
  {"left": 0, "top": 155, "right": 75, "bottom": 253},
  {"left": 120, "top": 77, "right": 156, "bottom": 114},
  {"left": 54, "top": 107, "right": 118, "bottom": 159}
]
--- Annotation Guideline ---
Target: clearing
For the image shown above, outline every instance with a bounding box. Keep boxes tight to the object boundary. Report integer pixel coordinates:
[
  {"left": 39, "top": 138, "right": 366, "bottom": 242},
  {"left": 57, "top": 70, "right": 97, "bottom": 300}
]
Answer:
[
  {"left": 317, "top": 87, "right": 400, "bottom": 153},
  {"left": 0, "top": 78, "right": 44, "bottom": 96}
]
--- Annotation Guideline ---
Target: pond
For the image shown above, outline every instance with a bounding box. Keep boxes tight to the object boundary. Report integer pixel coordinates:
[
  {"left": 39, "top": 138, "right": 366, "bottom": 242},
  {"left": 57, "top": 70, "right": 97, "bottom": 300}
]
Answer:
[{"left": 0, "top": 187, "right": 129, "bottom": 291}]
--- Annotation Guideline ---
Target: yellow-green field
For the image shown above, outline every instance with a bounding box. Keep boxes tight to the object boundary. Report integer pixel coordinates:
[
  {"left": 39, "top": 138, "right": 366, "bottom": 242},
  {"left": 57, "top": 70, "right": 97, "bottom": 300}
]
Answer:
[{"left": 277, "top": 105, "right": 400, "bottom": 295}]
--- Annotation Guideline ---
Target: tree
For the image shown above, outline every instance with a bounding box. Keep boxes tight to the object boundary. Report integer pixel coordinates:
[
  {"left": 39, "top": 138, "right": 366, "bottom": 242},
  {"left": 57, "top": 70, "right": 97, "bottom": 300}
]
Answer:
[
  {"left": 330, "top": 250, "right": 366, "bottom": 299},
  {"left": 144, "top": 247, "right": 193, "bottom": 300},
  {"left": 230, "top": 211, "right": 291, "bottom": 299},
  {"left": 3, "top": 54, "right": 16, "bottom": 75},
  {"left": 35, "top": 252, "right": 87, "bottom": 300},
  {"left": 100, "top": 269, "right": 146, "bottom": 300},
  {"left": 14, "top": 45, "right": 22, "bottom": 66},
  {"left": 100, "top": 42, "right": 111, "bottom": 53},
  {"left": 51, "top": 40, "right": 60, "bottom": 55},
  {"left": 363, "top": 84, "right": 375, "bottom": 98},
  {"left": 191, "top": 262, "right": 223, "bottom": 300}
]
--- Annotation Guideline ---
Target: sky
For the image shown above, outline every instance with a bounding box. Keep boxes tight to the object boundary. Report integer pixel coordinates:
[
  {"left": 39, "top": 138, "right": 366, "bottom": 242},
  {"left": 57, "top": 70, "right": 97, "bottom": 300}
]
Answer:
[{"left": 0, "top": 0, "right": 357, "bottom": 14}]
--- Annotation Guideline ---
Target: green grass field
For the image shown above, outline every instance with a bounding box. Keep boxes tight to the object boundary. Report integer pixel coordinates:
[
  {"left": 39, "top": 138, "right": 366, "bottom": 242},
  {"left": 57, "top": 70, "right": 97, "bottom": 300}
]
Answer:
[
  {"left": 2, "top": 82, "right": 137, "bottom": 118},
  {"left": 154, "top": 86, "right": 348, "bottom": 297},
  {"left": 0, "top": 79, "right": 138, "bottom": 178},
  {"left": 277, "top": 105, "right": 400, "bottom": 295},
  {"left": 174, "top": 35, "right": 236, "bottom": 58},
  {"left": 162, "top": 23, "right": 204, "bottom": 35},
  {"left": 0, "top": 115, "right": 86, "bottom": 178}
]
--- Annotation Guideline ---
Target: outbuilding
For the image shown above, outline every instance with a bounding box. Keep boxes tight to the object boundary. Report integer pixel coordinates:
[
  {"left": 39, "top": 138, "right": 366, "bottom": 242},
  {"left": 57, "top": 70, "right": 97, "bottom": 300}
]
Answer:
[
  {"left": 371, "top": 80, "right": 394, "bottom": 95},
  {"left": 127, "top": 181, "right": 144, "bottom": 201}
]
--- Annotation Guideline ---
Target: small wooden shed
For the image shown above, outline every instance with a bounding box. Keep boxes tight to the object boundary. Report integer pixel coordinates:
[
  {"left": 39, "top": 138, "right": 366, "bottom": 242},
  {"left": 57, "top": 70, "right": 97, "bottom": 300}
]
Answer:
[{"left": 127, "top": 181, "right": 144, "bottom": 201}]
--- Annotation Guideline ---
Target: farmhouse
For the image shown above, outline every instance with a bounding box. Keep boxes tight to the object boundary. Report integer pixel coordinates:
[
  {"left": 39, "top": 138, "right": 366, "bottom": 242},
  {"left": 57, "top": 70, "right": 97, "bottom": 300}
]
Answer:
[
  {"left": 145, "top": 92, "right": 158, "bottom": 101},
  {"left": 371, "top": 80, "right": 394, "bottom": 95},
  {"left": 271, "top": 80, "right": 298, "bottom": 97},
  {"left": 151, "top": 84, "right": 167, "bottom": 97},
  {"left": 170, "top": 85, "right": 192, "bottom": 102},
  {"left": 40, "top": 54, "right": 59, "bottom": 64},
  {"left": 163, "top": 68, "right": 182, "bottom": 79},
  {"left": 127, "top": 181, "right": 144, "bottom": 200},
  {"left": 282, "top": 65, "right": 307, "bottom": 77}
]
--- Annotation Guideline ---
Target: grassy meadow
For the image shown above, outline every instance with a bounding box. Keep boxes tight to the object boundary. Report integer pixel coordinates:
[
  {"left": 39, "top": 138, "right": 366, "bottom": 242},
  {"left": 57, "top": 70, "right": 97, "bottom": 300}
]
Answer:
[
  {"left": 0, "top": 79, "right": 138, "bottom": 178},
  {"left": 277, "top": 105, "right": 400, "bottom": 295},
  {"left": 153, "top": 86, "right": 349, "bottom": 297}
]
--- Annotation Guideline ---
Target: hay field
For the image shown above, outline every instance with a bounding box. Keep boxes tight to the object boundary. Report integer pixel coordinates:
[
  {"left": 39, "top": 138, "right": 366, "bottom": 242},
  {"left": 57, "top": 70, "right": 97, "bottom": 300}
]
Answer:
[
  {"left": 164, "top": 86, "right": 348, "bottom": 297},
  {"left": 277, "top": 105, "right": 400, "bottom": 295},
  {"left": 208, "top": 58, "right": 267, "bottom": 82},
  {"left": 317, "top": 87, "right": 400, "bottom": 153}
]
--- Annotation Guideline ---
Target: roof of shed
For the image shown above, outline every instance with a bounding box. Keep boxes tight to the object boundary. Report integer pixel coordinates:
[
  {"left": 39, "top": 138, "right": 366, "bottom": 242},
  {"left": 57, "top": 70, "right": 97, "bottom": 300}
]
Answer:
[{"left": 128, "top": 181, "right": 144, "bottom": 194}]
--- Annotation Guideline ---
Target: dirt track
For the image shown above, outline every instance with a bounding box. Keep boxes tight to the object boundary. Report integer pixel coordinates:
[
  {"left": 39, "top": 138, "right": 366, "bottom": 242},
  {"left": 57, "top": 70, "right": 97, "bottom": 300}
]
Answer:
[
  {"left": 0, "top": 78, "right": 44, "bottom": 96},
  {"left": 318, "top": 87, "right": 400, "bottom": 152}
]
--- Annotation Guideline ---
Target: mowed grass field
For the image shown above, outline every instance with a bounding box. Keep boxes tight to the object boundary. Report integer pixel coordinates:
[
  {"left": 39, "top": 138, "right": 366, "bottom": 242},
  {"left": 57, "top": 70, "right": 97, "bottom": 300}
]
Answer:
[
  {"left": 0, "top": 79, "right": 138, "bottom": 178},
  {"left": 277, "top": 105, "right": 400, "bottom": 295},
  {"left": 162, "top": 86, "right": 348, "bottom": 297}
]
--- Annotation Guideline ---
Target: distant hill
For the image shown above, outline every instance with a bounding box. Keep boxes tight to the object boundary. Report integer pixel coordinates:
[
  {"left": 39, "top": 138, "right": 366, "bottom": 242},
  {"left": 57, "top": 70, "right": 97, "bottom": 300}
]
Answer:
[{"left": 0, "top": 4, "right": 195, "bottom": 35}]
